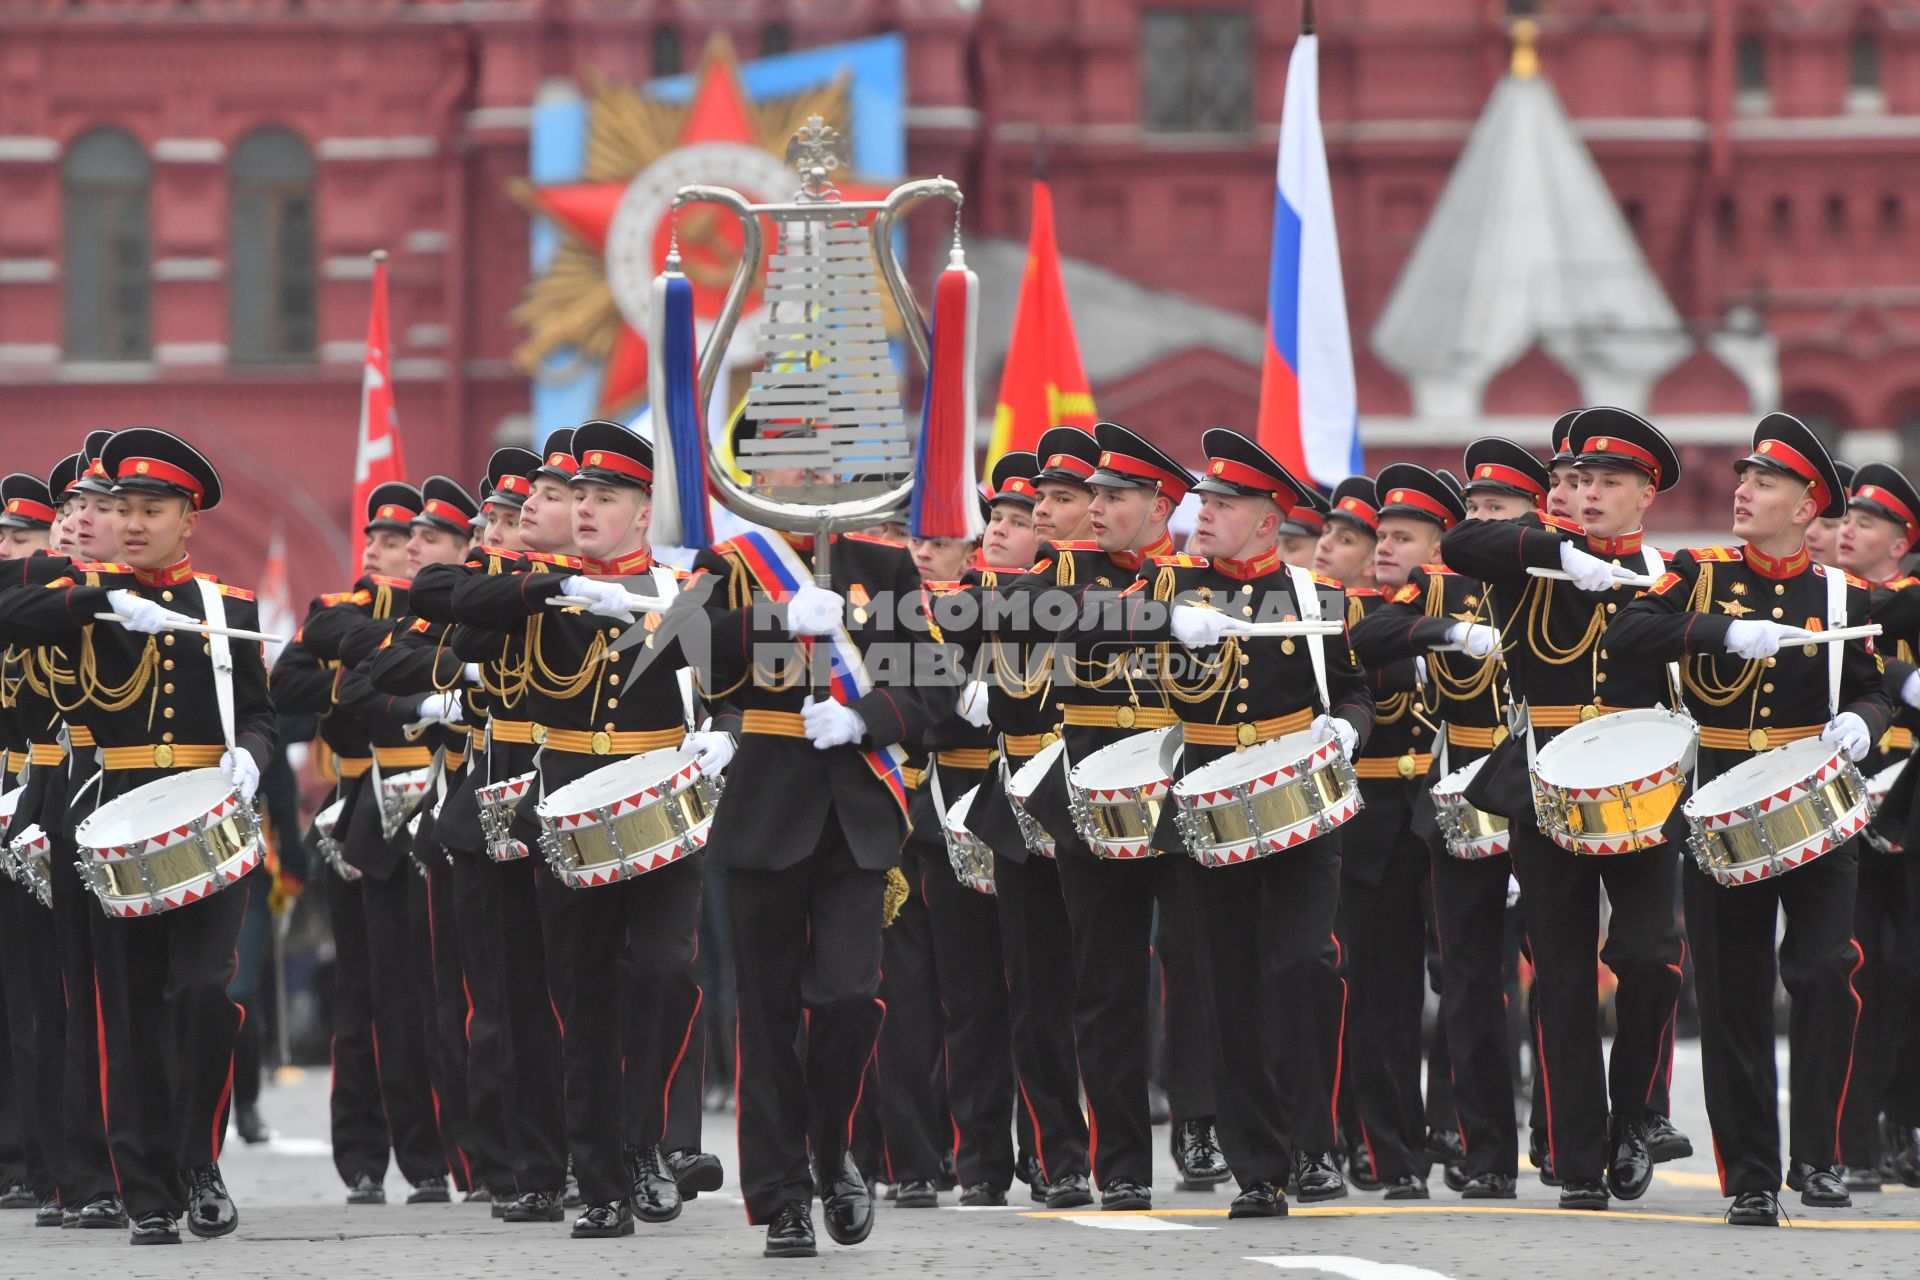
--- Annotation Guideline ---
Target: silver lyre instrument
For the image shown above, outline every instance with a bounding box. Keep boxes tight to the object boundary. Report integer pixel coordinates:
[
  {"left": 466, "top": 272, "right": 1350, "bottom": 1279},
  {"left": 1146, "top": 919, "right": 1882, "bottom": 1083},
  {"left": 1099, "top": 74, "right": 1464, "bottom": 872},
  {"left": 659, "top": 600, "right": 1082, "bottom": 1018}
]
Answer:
[{"left": 672, "top": 115, "right": 964, "bottom": 588}]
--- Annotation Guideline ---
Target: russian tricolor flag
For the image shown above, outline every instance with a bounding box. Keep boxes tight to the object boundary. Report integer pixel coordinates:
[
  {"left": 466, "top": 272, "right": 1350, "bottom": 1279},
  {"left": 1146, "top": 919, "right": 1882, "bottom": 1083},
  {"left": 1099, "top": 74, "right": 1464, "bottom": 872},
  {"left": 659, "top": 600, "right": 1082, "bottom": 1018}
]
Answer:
[{"left": 1256, "top": 26, "right": 1360, "bottom": 488}]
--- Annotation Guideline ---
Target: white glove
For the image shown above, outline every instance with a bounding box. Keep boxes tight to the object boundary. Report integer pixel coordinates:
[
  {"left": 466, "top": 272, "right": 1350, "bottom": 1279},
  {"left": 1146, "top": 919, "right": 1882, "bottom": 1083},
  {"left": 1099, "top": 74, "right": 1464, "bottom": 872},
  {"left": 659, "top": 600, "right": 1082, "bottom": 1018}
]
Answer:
[
  {"left": 1724, "top": 619, "right": 1812, "bottom": 661},
  {"left": 687, "top": 731, "right": 735, "bottom": 777},
  {"left": 1558, "top": 542, "right": 1634, "bottom": 593},
  {"left": 220, "top": 748, "right": 261, "bottom": 802},
  {"left": 1170, "top": 605, "right": 1232, "bottom": 650},
  {"left": 1823, "top": 711, "right": 1872, "bottom": 762},
  {"left": 801, "top": 696, "right": 864, "bottom": 750},
  {"left": 1312, "top": 713, "right": 1358, "bottom": 760},
  {"left": 786, "top": 584, "right": 846, "bottom": 638},
  {"left": 416, "top": 693, "right": 464, "bottom": 725},
  {"left": 463, "top": 662, "right": 483, "bottom": 685},
  {"left": 957, "top": 681, "right": 993, "bottom": 729},
  {"left": 1414, "top": 656, "right": 1429, "bottom": 688},
  {"left": 1901, "top": 670, "right": 1920, "bottom": 710},
  {"left": 104, "top": 588, "right": 194, "bottom": 635},
  {"left": 1447, "top": 622, "right": 1502, "bottom": 659},
  {"left": 287, "top": 741, "right": 310, "bottom": 773},
  {"left": 559, "top": 576, "right": 637, "bottom": 621},
  {"left": 1506, "top": 875, "right": 1521, "bottom": 908}
]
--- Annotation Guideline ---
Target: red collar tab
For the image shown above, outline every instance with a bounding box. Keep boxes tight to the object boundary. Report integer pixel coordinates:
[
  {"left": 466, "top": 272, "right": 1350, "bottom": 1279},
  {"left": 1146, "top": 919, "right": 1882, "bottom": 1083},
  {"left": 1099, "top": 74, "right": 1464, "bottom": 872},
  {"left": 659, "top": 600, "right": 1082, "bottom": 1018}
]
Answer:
[
  {"left": 1580, "top": 435, "right": 1662, "bottom": 485},
  {"left": 1109, "top": 532, "right": 1176, "bottom": 571},
  {"left": 1585, "top": 529, "right": 1644, "bottom": 556},
  {"left": 1380, "top": 485, "right": 1457, "bottom": 529},
  {"left": 1042, "top": 452, "right": 1095, "bottom": 480},
  {"left": 420, "top": 498, "right": 472, "bottom": 532},
  {"left": 579, "top": 448, "right": 653, "bottom": 486},
  {"left": 1331, "top": 496, "right": 1379, "bottom": 532},
  {"left": 1744, "top": 541, "right": 1809, "bottom": 580},
  {"left": 1855, "top": 483, "right": 1919, "bottom": 541},
  {"left": 1470, "top": 462, "right": 1546, "bottom": 500},
  {"left": 1096, "top": 451, "right": 1190, "bottom": 503},
  {"left": 4, "top": 497, "right": 55, "bottom": 524},
  {"left": 118, "top": 456, "right": 205, "bottom": 507},
  {"left": 1213, "top": 546, "right": 1283, "bottom": 581},
  {"left": 1205, "top": 458, "right": 1296, "bottom": 511},
  {"left": 133, "top": 557, "right": 195, "bottom": 588},
  {"left": 581, "top": 548, "right": 654, "bottom": 576}
]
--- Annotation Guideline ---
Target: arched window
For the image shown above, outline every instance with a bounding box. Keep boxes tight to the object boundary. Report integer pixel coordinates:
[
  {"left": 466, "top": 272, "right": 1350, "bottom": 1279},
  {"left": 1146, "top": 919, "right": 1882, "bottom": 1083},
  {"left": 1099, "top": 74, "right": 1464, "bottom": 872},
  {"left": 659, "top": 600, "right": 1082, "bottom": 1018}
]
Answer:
[
  {"left": 63, "top": 128, "right": 151, "bottom": 362},
  {"left": 229, "top": 127, "right": 317, "bottom": 363},
  {"left": 653, "top": 25, "right": 682, "bottom": 78}
]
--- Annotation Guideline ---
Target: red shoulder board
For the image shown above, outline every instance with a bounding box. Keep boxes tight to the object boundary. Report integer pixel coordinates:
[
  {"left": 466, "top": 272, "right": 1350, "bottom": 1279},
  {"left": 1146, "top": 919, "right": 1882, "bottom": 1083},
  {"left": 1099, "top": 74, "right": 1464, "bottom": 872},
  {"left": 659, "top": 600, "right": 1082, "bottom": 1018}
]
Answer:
[
  {"left": 213, "top": 583, "right": 255, "bottom": 602},
  {"left": 1688, "top": 546, "right": 1743, "bottom": 563},
  {"left": 1120, "top": 579, "right": 1149, "bottom": 596},
  {"left": 1651, "top": 571, "right": 1683, "bottom": 596},
  {"left": 1028, "top": 557, "right": 1053, "bottom": 576},
  {"left": 844, "top": 531, "right": 906, "bottom": 549},
  {"left": 1888, "top": 576, "right": 1920, "bottom": 591},
  {"left": 1540, "top": 514, "right": 1587, "bottom": 536},
  {"left": 1419, "top": 562, "right": 1454, "bottom": 576},
  {"left": 1346, "top": 586, "right": 1382, "bottom": 599},
  {"left": 1152, "top": 553, "right": 1207, "bottom": 568},
  {"left": 47, "top": 577, "right": 74, "bottom": 589},
  {"left": 1312, "top": 573, "right": 1343, "bottom": 590},
  {"left": 321, "top": 589, "right": 371, "bottom": 608},
  {"left": 72, "top": 560, "right": 130, "bottom": 573},
  {"left": 475, "top": 543, "right": 521, "bottom": 558},
  {"left": 526, "top": 551, "right": 583, "bottom": 568},
  {"left": 924, "top": 579, "right": 968, "bottom": 596},
  {"left": 367, "top": 574, "right": 411, "bottom": 589},
  {"left": 1813, "top": 564, "right": 1870, "bottom": 589},
  {"left": 1049, "top": 540, "right": 1100, "bottom": 552},
  {"left": 1388, "top": 583, "right": 1421, "bottom": 605},
  {"left": 408, "top": 617, "right": 432, "bottom": 633}
]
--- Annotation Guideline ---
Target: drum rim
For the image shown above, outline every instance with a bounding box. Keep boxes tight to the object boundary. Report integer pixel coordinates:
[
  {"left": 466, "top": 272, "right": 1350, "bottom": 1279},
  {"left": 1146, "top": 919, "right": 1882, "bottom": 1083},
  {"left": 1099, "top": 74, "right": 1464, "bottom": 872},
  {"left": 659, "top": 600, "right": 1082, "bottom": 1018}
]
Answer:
[
  {"left": 75, "top": 767, "right": 241, "bottom": 850},
  {"left": 1683, "top": 736, "right": 1841, "bottom": 818},
  {"left": 1533, "top": 708, "right": 1697, "bottom": 788},
  {"left": 537, "top": 744, "right": 701, "bottom": 815},
  {"left": 1068, "top": 726, "right": 1175, "bottom": 789},
  {"left": 1007, "top": 738, "right": 1065, "bottom": 797}
]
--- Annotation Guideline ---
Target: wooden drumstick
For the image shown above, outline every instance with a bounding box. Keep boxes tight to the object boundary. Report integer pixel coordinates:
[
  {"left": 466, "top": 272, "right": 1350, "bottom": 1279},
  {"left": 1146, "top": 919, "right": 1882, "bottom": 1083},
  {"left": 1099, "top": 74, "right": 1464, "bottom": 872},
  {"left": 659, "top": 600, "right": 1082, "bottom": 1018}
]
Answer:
[
  {"left": 1777, "top": 624, "right": 1883, "bottom": 646},
  {"left": 1216, "top": 619, "right": 1347, "bottom": 639},
  {"left": 1527, "top": 567, "right": 1659, "bottom": 589}
]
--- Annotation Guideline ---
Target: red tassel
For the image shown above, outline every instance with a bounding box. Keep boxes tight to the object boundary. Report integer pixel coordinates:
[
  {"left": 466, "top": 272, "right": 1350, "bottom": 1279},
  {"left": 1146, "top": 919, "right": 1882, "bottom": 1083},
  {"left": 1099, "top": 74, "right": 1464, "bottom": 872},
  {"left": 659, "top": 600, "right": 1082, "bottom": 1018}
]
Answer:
[{"left": 910, "top": 256, "right": 981, "bottom": 539}]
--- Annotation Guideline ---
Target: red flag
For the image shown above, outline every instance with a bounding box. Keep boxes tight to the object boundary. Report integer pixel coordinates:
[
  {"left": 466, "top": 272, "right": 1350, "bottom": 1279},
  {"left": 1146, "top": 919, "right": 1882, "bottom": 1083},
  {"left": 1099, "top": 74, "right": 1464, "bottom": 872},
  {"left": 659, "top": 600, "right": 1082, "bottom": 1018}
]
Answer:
[
  {"left": 987, "top": 181, "right": 1095, "bottom": 468},
  {"left": 351, "top": 252, "right": 407, "bottom": 570},
  {"left": 256, "top": 525, "right": 295, "bottom": 667}
]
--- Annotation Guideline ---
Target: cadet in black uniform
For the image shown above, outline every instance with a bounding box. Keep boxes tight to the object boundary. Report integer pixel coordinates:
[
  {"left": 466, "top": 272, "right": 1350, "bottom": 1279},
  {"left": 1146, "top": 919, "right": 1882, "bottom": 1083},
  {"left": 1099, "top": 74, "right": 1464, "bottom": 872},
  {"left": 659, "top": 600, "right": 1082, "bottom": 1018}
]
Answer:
[
  {"left": 1609, "top": 413, "right": 1893, "bottom": 1226},
  {"left": 1441, "top": 408, "right": 1692, "bottom": 1211},
  {"left": 0, "top": 428, "right": 275, "bottom": 1245}
]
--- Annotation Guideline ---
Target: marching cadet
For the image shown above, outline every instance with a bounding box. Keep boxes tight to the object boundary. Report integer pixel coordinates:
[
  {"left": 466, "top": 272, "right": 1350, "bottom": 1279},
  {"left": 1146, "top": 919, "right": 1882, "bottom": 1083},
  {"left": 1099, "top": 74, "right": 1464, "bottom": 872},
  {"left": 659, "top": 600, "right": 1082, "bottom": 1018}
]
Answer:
[
  {"left": 1125, "top": 429, "right": 1373, "bottom": 1217},
  {"left": 1350, "top": 439, "right": 1536, "bottom": 1199},
  {"left": 1545, "top": 410, "right": 1582, "bottom": 521},
  {"left": 685, "top": 429, "right": 937, "bottom": 1258},
  {"left": 1338, "top": 465, "right": 1466, "bottom": 1201},
  {"left": 1277, "top": 486, "right": 1330, "bottom": 570},
  {"left": 450, "top": 421, "right": 732, "bottom": 1239},
  {"left": 0, "top": 428, "right": 275, "bottom": 1245},
  {"left": 1805, "top": 461, "right": 1857, "bottom": 569},
  {"left": 1832, "top": 464, "right": 1920, "bottom": 1189},
  {"left": 1441, "top": 408, "right": 1692, "bottom": 1211},
  {"left": 1608, "top": 414, "right": 1893, "bottom": 1226},
  {"left": 958, "top": 426, "right": 1098, "bottom": 1209},
  {"left": 1314, "top": 477, "right": 1379, "bottom": 591}
]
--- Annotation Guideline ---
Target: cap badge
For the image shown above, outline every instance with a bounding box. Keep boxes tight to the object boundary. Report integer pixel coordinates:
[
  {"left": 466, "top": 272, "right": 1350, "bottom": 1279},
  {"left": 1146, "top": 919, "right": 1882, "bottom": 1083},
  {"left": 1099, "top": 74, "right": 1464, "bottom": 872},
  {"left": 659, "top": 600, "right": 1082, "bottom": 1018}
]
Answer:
[
  {"left": 1099, "top": 452, "right": 1113, "bottom": 467},
  {"left": 1594, "top": 438, "right": 1610, "bottom": 452},
  {"left": 1759, "top": 440, "right": 1774, "bottom": 454},
  {"left": 1478, "top": 466, "right": 1493, "bottom": 478},
  {"left": 589, "top": 452, "right": 603, "bottom": 465},
  {"left": 136, "top": 461, "right": 151, "bottom": 475},
  {"left": 1211, "top": 461, "right": 1225, "bottom": 475},
  {"left": 1390, "top": 490, "right": 1406, "bottom": 503}
]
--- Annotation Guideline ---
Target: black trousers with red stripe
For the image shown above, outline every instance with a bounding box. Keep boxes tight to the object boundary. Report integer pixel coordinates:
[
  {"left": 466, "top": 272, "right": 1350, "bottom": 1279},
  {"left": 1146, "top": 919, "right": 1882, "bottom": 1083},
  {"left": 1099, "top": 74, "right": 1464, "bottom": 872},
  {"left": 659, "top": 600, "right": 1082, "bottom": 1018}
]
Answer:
[
  {"left": 992, "top": 849, "right": 1088, "bottom": 1187},
  {"left": 1190, "top": 840, "right": 1343, "bottom": 1189},
  {"left": 623, "top": 858, "right": 708, "bottom": 1158},
  {"left": 1685, "top": 847, "right": 1863, "bottom": 1194},
  {"left": 414, "top": 844, "right": 474, "bottom": 1189},
  {"left": 1510, "top": 824, "right": 1684, "bottom": 1183},
  {"left": 90, "top": 866, "right": 250, "bottom": 1219},
  {"left": 726, "top": 824, "right": 885, "bottom": 1223},
  {"left": 1428, "top": 839, "right": 1518, "bottom": 1177},
  {"left": 348, "top": 861, "right": 448, "bottom": 1185},
  {"left": 874, "top": 838, "right": 948, "bottom": 1185},
  {"left": 51, "top": 826, "right": 117, "bottom": 1207},
  {"left": 1840, "top": 847, "right": 1920, "bottom": 1165},
  {"left": 0, "top": 877, "right": 60, "bottom": 1200},
  {"left": 923, "top": 834, "right": 1016, "bottom": 1192}
]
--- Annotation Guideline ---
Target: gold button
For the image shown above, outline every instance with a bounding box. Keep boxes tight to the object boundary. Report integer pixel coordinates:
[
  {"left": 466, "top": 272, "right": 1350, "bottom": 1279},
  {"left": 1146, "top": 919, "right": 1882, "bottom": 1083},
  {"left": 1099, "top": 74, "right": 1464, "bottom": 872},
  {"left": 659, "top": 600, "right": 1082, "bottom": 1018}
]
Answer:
[
  {"left": 1115, "top": 706, "right": 1136, "bottom": 729},
  {"left": 1236, "top": 722, "right": 1258, "bottom": 747},
  {"left": 1763, "top": 683, "right": 1775, "bottom": 693},
  {"left": 1236, "top": 703, "right": 1249, "bottom": 714},
  {"left": 853, "top": 608, "right": 869, "bottom": 625},
  {"left": 590, "top": 730, "right": 611, "bottom": 755},
  {"left": 1242, "top": 606, "right": 1253, "bottom": 617},
  {"left": 163, "top": 683, "right": 174, "bottom": 695},
  {"left": 1580, "top": 704, "right": 1599, "bottom": 721},
  {"left": 1774, "top": 583, "right": 1786, "bottom": 595},
  {"left": 1040, "top": 732, "right": 1059, "bottom": 748},
  {"left": 1238, "top": 678, "right": 1250, "bottom": 689},
  {"left": 1492, "top": 725, "right": 1510, "bottom": 746},
  {"left": 153, "top": 744, "right": 173, "bottom": 768},
  {"left": 162, "top": 707, "right": 174, "bottom": 719},
  {"left": 1281, "top": 639, "right": 1296, "bottom": 655},
  {"left": 1397, "top": 753, "right": 1417, "bottom": 778},
  {"left": 161, "top": 732, "right": 173, "bottom": 743},
  {"left": 1596, "top": 673, "right": 1607, "bottom": 683},
  {"left": 607, "top": 674, "right": 620, "bottom": 686},
  {"left": 1598, "top": 649, "right": 1607, "bottom": 660},
  {"left": 1771, "top": 607, "right": 1784, "bottom": 619},
  {"left": 1241, "top": 584, "right": 1254, "bottom": 595},
  {"left": 1803, "top": 645, "right": 1819, "bottom": 657},
  {"left": 160, "top": 590, "right": 173, "bottom": 602},
  {"left": 1749, "top": 727, "right": 1770, "bottom": 751},
  {"left": 531, "top": 723, "right": 547, "bottom": 744},
  {"left": 608, "top": 627, "right": 621, "bottom": 639},
  {"left": 162, "top": 635, "right": 174, "bottom": 647},
  {"left": 1764, "top": 657, "right": 1777, "bottom": 668},
  {"left": 1760, "top": 707, "right": 1771, "bottom": 718},
  {"left": 605, "top": 697, "right": 617, "bottom": 709},
  {"left": 163, "top": 659, "right": 174, "bottom": 671},
  {"left": 1606, "top": 602, "right": 1617, "bottom": 614}
]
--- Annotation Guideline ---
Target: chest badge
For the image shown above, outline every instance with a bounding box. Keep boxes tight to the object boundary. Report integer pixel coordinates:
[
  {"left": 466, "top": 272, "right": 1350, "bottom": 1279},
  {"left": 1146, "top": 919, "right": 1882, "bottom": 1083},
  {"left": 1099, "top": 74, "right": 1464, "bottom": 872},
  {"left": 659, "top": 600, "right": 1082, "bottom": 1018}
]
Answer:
[{"left": 1716, "top": 599, "right": 1752, "bottom": 617}]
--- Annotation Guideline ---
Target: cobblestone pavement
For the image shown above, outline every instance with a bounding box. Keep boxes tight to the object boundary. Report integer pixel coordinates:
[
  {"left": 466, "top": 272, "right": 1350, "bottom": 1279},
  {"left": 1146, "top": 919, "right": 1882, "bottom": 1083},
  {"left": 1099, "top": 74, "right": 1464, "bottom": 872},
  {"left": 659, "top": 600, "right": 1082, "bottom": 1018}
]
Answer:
[{"left": 8, "top": 1042, "right": 1918, "bottom": 1279}]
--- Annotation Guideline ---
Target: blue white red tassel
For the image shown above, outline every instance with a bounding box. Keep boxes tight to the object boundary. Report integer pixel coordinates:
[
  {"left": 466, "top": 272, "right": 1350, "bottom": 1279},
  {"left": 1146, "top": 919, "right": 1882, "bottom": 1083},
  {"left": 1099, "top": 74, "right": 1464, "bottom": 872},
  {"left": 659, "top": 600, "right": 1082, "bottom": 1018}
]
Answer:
[
  {"left": 646, "top": 252, "right": 714, "bottom": 549},
  {"left": 908, "top": 238, "right": 982, "bottom": 540}
]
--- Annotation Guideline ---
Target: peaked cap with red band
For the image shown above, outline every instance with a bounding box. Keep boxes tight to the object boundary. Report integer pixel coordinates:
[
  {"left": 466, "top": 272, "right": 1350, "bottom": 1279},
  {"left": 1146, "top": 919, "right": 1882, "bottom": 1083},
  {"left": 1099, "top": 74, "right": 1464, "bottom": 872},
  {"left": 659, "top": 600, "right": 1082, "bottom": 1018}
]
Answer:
[
  {"left": 1191, "top": 428, "right": 1311, "bottom": 515},
  {"left": 1569, "top": 406, "right": 1681, "bottom": 492},
  {"left": 47, "top": 453, "right": 84, "bottom": 501},
  {"left": 1033, "top": 425, "right": 1102, "bottom": 490},
  {"left": 103, "top": 427, "right": 223, "bottom": 510},
  {"left": 1461, "top": 437, "right": 1551, "bottom": 504},
  {"left": 73, "top": 429, "right": 118, "bottom": 497},
  {"left": 1376, "top": 462, "right": 1466, "bottom": 530},
  {"left": 1848, "top": 462, "right": 1920, "bottom": 545},
  {"left": 1549, "top": 409, "right": 1583, "bottom": 464},
  {"left": 1087, "top": 421, "right": 1195, "bottom": 504},
  {"left": 0, "top": 473, "right": 56, "bottom": 530},
  {"left": 532, "top": 427, "right": 581, "bottom": 484},
  {"left": 572, "top": 418, "right": 654, "bottom": 490},
  {"left": 412, "top": 475, "right": 481, "bottom": 536},
  {"left": 1280, "top": 484, "right": 1330, "bottom": 538},
  {"left": 979, "top": 450, "right": 1041, "bottom": 521},
  {"left": 483, "top": 446, "right": 542, "bottom": 510},
  {"left": 1736, "top": 412, "right": 1845, "bottom": 520},
  {"left": 364, "top": 481, "right": 423, "bottom": 534},
  {"left": 1325, "top": 475, "right": 1381, "bottom": 535}
]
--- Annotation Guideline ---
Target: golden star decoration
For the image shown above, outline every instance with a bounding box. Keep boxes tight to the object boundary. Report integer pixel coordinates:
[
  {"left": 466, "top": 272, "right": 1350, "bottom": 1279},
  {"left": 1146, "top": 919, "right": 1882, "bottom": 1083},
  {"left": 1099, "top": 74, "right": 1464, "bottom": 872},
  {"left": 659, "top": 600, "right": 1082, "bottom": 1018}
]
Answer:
[{"left": 1716, "top": 598, "right": 1753, "bottom": 617}]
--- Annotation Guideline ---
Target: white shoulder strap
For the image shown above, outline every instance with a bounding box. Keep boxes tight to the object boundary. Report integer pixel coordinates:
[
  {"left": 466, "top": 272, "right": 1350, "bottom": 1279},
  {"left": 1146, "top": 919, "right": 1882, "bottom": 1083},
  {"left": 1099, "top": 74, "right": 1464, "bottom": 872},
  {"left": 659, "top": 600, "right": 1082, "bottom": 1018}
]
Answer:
[
  {"left": 1286, "top": 563, "right": 1331, "bottom": 713},
  {"left": 1640, "top": 545, "right": 1682, "bottom": 705},
  {"left": 194, "top": 577, "right": 238, "bottom": 753},
  {"left": 1826, "top": 565, "right": 1847, "bottom": 717}
]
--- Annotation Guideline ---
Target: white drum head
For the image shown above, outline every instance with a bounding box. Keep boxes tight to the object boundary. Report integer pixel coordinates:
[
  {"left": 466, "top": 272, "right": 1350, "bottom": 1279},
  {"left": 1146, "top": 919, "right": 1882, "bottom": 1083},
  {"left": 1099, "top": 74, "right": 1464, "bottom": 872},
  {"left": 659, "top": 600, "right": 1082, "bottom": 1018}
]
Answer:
[
  {"left": 1070, "top": 727, "right": 1175, "bottom": 791},
  {"left": 316, "top": 797, "right": 345, "bottom": 829},
  {"left": 1174, "top": 728, "right": 1324, "bottom": 800},
  {"left": 1008, "top": 739, "right": 1064, "bottom": 801},
  {"left": 1433, "top": 754, "right": 1488, "bottom": 798},
  {"left": 947, "top": 785, "right": 979, "bottom": 834},
  {"left": 1685, "top": 737, "right": 1838, "bottom": 819},
  {"left": 0, "top": 789, "right": 21, "bottom": 823},
  {"left": 78, "top": 769, "right": 234, "bottom": 849},
  {"left": 1535, "top": 708, "right": 1696, "bottom": 790},
  {"left": 537, "top": 745, "right": 699, "bottom": 819}
]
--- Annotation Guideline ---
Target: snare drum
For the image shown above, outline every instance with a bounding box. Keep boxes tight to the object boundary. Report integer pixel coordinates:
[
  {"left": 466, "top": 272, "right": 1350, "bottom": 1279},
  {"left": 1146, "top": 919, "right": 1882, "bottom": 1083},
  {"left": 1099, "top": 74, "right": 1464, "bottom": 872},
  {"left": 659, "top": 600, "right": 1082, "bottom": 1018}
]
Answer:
[
  {"left": 1431, "top": 756, "right": 1509, "bottom": 861},
  {"left": 1532, "top": 708, "right": 1696, "bottom": 855},
  {"left": 1003, "top": 741, "right": 1062, "bottom": 859},
  {"left": 312, "top": 795, "right": 361, "bottom": 882},
  {"left": 535, "top": 746, "right": 721, "bottom": 890},
  {"left": 9, "top": 825, "right": 50, "bottom": 908},
  {"left": 74, "top": 769, "right": 263, "bottom": 917},
  {"left": 378, "top": 767, "right": 434, "bottom": 841},
  {"left": 1864, "top": 761, "right": 1905, "bottom": 855},
  {"left": 476, "top": 771, "right": 536, "bottom": 863},
  {"left": 1068, "top": 729, "right": 1176, "bottom": 860},
  {"left": 1172, "top": 729, "right": 1362, "bottom": 867},
  {"left": 942, "top": 787, "right": 995, "bottom": 895},
  {"left": 0, "top": 788, "right": 23, "bottom": 883},
  {"left": 1686, "top": 738, "right": 1870, "bottom": 887}
]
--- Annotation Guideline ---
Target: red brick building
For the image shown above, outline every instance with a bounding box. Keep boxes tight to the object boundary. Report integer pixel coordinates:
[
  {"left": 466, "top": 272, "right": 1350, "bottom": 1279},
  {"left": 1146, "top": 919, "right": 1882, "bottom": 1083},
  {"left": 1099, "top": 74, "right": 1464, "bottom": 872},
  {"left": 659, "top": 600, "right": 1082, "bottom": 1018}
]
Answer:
[{"left": 1, "top": 1, "right": 1914, "bottom": 601}]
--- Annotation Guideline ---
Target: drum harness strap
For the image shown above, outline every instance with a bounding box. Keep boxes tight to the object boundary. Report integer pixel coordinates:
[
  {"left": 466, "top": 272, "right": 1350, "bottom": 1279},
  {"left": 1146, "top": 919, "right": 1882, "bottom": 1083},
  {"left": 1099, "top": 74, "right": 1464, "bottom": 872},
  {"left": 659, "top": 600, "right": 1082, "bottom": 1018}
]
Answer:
[
  {"left": 195, "top": 578, "right": 239, "bottom": 765},
  {"left": 1825, "top": 564, "right": 1847, "bottom": 720}
]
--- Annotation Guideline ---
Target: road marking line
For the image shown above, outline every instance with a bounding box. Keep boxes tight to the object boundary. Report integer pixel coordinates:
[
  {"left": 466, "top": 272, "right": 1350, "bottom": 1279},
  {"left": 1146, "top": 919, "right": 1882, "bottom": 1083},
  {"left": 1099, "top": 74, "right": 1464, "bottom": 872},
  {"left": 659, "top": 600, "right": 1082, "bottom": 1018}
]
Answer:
[
  {"left": 1058, "top": 1214, "right": 1213, "bottom": 1231},
  {"left": 1249, "top": 1257, "right": 1453, "bottom": 1280}
]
